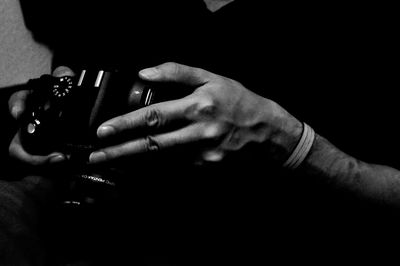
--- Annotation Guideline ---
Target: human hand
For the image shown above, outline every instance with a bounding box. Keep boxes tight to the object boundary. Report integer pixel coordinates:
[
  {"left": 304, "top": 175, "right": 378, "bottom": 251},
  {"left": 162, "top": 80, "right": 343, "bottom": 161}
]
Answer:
[
  {"left": 89, "top": 62, "right": 302, "bottom": 166},
  {"left": 8, "top": 66, "right": 74, "bottom": 166}
]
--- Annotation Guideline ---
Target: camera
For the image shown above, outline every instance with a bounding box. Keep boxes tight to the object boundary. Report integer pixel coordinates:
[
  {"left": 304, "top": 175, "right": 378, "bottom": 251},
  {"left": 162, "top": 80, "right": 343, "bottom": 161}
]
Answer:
[
  {"left": 20, "top": 68, "right": 184, "bottom": 206},
  {"left": 21, "top": 69, "right": 156, "bottom": 155}
]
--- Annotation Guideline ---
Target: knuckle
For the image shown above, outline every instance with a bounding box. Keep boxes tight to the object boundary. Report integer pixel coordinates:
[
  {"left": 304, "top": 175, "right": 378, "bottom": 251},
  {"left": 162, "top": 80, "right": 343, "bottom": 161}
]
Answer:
[
  {"left": 144, "top": 135, "right": 160, "bottom": 152},
  {"left": 144, "top": 108, "right": 162, "bottom": 128},
  {"left": 185, "top": 95, "right": 217, "bottom": 120},
  {"left": 164, "top": 62, "right": 180, "bottom": 79},
  {"left": 213, "top": 76, "right": 239, "bottom": 93},
  {"left": 197, "top": 97, "right": 217, "bottom": 117},
  {"left": 211, "top": 79, "right": 224, "bottom": 91},
  {"left": 163, "top": 61, "right": 177, "bottom": 67},
  {"left": 164, "top": 61, "right": 178, "bottom": 71}
]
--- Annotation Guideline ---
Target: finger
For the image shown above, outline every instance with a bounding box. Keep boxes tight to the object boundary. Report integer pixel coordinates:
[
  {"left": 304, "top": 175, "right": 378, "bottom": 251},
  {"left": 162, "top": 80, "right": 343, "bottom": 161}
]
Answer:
[
  {"left": 8, "top": 90, "right": 29, "bottom": 120},
  {"left": 97, "top": 97, "right": 197, "bottom": 139},
  {"left": 89, "top": 122, "right": 211, "bottom": 164},
  {"left": 52, "top": 66, "right": 75, "bottom": 77},
  {"left": 9, "top": 132, "right": 66, "bottom": 166},
  {"left": 138, "top": 62, "right": 211, "bottom": 86}
]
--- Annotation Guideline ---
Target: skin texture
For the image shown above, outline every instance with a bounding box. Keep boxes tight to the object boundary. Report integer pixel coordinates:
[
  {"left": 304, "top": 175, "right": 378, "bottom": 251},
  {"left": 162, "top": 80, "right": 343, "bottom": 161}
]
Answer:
[
  {"left": 88, "top": 62, "right": 303, "bottom": 165},
  {"left": 8, "top": 62, "right": 400, "bottom": 208},
  {"left": 302, "top": 135, "right": 400, "bottom": 206}
]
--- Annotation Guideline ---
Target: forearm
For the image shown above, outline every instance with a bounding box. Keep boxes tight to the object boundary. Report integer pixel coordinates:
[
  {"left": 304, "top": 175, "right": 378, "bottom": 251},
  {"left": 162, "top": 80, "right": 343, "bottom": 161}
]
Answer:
[
  {"left": 262, "top": 98, "right": 400, "bottom": 206},
  {"left": 298, "top": 134, "right": 400, "bottom": 206}
]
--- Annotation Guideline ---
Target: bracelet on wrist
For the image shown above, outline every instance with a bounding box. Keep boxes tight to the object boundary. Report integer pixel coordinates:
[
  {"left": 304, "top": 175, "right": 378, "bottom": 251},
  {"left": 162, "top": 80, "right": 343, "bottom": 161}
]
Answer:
[{"left": 282, "top": 122, "right": 315, "bottom": 170}]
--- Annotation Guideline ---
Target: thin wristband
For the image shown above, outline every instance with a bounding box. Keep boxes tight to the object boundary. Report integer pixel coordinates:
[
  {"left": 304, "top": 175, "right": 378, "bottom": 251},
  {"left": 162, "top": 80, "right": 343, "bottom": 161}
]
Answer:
[
  {"left": 291, "top": 124, "right": 315, "bottom": 169},
  {"left": 282, "top": 122, "right": 308, "bottom": 168},
  {"left": 283, "top": 123, "right": 315, "bottom": 170}
]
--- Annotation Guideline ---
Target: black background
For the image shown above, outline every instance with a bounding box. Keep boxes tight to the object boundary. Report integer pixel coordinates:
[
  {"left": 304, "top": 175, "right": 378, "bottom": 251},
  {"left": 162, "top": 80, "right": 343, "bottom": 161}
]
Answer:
[{"left": 1, "top": 0, "right": 400, "bottom": 265}]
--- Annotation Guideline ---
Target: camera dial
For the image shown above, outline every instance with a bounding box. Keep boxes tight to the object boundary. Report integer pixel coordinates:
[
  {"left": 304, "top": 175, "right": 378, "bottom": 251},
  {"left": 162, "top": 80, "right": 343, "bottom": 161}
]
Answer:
[
  {"left": 21, "top": 74, "right": 76, "bottom": 154},
  {"left": 52, "top": 76, "right": 74, "bottom": 99}
]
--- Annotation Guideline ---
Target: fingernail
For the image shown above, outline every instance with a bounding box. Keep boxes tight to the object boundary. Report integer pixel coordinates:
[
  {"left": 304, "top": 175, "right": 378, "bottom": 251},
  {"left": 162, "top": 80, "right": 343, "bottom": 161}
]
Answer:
[
  {"left": 139, "top": 68, "right": 159, "bottom": 79},
  {"left": 89, "top": 152, "right": 106, "bottom": 164},
  {"left": 97, "top": 126, "right": 115, "bottom": 138},
  {"left": 49, "top": 154, "right": 65, "bottom": 163},
  {"left": 11, "top": 106, "right": 22, "bottom": 119}
]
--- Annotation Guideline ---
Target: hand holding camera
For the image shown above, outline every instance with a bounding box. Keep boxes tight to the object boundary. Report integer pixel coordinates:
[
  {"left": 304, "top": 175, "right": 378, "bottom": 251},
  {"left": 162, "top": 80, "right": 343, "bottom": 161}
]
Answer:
[
  {"left": 9, "top": 62, "right": 301, "bottom": 205},
  {"left": 10, "top": 66, "right": 171, "bottom": 164},
  {"left": 8, "top": 65, "right": 182, "bottom": 205},
  {"left": 8, "top": 66, "right": 74, "bottom": 166}
]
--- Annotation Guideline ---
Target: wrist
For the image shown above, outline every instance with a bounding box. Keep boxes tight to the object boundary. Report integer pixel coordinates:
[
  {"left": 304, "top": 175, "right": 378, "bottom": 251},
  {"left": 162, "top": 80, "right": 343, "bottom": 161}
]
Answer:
[
  {"left": 259, "top": 99, "right": 303, "bottom": 163},
  {"left": 282, "top": 122, "right": 315, "bottom": 169}
]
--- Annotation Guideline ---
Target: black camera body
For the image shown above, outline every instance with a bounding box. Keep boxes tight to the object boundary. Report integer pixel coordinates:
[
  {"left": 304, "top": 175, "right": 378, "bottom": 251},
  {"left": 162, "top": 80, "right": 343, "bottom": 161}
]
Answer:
[
  {"left": 20, "top": 68, "right": 178, "bottom": 206},
  {"left": 21, "top": 69, "right": 154, "bottom": 156}
]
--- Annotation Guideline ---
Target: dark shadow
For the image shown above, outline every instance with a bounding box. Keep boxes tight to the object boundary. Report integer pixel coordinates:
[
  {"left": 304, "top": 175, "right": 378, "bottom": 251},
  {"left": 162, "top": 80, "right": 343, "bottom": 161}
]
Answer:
[
  {"left": 18, "top": 0, "right": 211, "bottom": 71},
  {"left": 10, "top": 1, "right": 400, "bottom": 265},
  {"left": 18, "top": 0, "right": 56, "bottom": 47}
]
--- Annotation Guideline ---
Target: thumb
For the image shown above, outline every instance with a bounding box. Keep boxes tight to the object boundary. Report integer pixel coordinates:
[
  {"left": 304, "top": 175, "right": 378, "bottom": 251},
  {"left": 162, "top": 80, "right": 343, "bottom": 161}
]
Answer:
[
  {"left": 138, "top": 62, "right": 211, "bottom": 86},
  {"left": 8, "top": 90, "right": 29, "bottom": 120}
]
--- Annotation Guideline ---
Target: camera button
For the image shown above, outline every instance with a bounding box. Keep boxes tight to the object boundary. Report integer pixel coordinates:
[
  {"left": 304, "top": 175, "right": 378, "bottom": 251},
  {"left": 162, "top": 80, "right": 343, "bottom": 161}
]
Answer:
[{"left": 27, "top": 123, "right": 36, "bottom": 134}]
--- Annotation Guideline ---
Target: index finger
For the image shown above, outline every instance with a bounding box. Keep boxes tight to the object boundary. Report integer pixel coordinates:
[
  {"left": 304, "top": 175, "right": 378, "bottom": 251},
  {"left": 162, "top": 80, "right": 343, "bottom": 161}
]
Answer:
[{"left": 96, "top": 96, "right": 196, "bottom": 139}]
